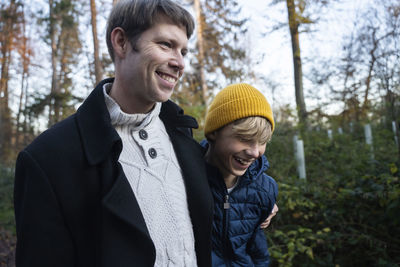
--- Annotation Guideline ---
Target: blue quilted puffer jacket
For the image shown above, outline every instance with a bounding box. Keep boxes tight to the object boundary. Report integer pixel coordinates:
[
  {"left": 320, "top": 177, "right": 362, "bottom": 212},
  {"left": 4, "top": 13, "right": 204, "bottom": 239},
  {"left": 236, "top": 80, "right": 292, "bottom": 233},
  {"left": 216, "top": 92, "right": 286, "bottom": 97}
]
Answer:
[{"left": 201, "top": 141, "right": 278, "bottom": 267}]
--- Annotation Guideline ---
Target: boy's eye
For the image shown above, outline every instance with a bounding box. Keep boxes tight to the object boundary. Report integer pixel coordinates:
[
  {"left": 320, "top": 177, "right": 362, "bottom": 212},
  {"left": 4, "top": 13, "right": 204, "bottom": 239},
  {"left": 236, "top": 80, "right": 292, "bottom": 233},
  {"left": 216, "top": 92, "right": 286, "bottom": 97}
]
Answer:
[
  {"left": 238, "top": 137, "right": 253, "bottom": 143},
  {"left": 238, "top": 136, "right": 266, "bottom": 145}
]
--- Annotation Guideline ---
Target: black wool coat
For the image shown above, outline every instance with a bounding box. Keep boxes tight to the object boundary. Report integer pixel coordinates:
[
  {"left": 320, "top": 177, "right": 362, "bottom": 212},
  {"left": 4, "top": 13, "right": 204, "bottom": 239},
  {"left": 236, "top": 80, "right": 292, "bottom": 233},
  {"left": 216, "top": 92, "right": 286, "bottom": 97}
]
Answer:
[{"left": 14, "top": 78, "right": 214, "bottom": 267}]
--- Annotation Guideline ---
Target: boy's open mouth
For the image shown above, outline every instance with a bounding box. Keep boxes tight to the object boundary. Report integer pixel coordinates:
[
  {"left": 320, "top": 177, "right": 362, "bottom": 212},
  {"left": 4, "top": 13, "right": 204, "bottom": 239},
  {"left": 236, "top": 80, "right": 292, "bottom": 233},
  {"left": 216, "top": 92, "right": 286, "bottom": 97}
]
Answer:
[{"left": 234, "top": 156, "right": 252, "bottom": 166}]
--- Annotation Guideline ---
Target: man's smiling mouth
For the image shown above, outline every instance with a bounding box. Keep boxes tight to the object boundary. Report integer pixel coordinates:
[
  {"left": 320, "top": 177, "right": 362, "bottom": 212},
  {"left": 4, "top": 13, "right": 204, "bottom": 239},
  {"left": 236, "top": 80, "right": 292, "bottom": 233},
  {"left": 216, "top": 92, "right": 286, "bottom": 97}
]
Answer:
[{"left": 156, "top": 71, "right": 177, "bottom": 83}]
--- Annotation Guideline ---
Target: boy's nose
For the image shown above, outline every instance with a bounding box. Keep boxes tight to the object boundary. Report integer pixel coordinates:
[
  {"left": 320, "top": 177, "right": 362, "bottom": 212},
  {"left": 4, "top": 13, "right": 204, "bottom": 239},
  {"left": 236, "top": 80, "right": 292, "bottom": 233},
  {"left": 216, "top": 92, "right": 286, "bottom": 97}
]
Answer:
[{"left": 246, "top": 144, "right": 261, "bottom": 158}]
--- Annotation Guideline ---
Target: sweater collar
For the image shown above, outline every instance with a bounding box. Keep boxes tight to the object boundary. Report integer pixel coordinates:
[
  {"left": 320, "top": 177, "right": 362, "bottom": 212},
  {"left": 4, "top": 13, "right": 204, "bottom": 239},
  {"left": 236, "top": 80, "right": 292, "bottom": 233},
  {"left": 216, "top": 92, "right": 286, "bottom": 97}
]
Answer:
[
  {"left": 103, "top": 83, "right": 161, "bottom": 130},
  {"left": 76, "top": 78, "right": 198, "bottom": 165}
]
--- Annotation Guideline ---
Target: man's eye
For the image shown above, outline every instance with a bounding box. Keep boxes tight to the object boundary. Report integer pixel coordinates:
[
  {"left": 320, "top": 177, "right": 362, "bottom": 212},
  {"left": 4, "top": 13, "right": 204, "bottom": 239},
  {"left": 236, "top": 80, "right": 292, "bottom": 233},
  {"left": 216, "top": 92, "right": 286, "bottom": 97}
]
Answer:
[
  {"left": 181, "top": 49, "right": 188, "bottom": 57},
  {"left": 160, "top": 42, "right": 171, "bottom": 48}
]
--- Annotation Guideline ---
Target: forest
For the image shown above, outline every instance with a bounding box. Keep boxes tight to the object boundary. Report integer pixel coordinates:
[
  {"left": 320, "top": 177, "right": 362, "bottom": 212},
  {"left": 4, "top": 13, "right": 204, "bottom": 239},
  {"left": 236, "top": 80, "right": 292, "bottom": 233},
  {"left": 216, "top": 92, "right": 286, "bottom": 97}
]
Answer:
[{"left": 1, "top": 0, "right": 399, "bottom": 266}]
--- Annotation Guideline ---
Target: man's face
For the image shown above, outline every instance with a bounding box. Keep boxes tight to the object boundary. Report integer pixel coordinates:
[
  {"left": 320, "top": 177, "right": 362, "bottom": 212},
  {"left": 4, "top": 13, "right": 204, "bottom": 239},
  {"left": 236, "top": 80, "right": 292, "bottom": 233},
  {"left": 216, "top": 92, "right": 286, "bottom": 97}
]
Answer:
[
  {"left": 208, "top": 124, "right": 267, "bottom": 181},
  {"left": 118, "top": 15, "right": 188, "bottom": 112}
]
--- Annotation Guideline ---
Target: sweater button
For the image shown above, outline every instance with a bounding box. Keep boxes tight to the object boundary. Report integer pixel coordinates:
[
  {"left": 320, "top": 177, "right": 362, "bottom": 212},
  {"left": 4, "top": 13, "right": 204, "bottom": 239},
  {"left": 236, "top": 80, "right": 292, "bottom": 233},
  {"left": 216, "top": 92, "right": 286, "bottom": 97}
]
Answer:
[
  {"left": 148, "top": 148, "right": 157, "bottom": 159},
  {"left": 139, "top": 129, "right": 148, "bottom": 140}
]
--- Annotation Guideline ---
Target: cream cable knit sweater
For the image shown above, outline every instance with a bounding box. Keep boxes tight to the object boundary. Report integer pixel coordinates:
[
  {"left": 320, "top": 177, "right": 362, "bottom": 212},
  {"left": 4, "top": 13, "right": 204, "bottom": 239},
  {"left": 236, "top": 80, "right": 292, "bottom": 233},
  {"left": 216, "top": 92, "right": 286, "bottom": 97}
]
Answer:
[{"left": 103, "top": 84, "right": 197, "bottom": 267}]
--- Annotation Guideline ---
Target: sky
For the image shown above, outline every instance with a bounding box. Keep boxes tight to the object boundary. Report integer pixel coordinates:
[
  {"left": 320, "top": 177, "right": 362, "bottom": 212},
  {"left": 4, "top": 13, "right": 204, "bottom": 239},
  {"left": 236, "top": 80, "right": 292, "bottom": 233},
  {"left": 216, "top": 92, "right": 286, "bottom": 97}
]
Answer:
[
  {"left": 235, "top": 0, "right": 374, "bottom": 114},
  {"left": 7, "top": 0, "right": 377, "bottom": 131}
]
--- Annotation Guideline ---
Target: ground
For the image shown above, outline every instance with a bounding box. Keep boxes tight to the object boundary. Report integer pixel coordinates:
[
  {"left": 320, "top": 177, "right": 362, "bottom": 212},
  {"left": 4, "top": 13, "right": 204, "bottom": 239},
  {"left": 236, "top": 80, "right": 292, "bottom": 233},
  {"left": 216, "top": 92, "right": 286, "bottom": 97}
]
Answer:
[{"left": 0, "top": 228, "right": 15, "bottom": 267}]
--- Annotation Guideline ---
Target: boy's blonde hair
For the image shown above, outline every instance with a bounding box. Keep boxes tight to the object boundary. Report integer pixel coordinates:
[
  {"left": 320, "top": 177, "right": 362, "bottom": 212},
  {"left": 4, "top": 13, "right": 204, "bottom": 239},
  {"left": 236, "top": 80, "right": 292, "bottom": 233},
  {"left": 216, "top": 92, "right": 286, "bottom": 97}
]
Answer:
[{"left": 231, "top": 116, "right": 273, "bottom": 144}]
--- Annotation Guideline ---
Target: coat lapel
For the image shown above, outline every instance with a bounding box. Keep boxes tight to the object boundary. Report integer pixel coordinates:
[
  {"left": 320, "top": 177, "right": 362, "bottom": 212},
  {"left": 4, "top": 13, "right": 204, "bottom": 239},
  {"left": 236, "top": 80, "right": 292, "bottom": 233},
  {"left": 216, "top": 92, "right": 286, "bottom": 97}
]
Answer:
[
  {"left": 101, "top": 163, "right": 150, "bottom": 238},
  {"left": 160, "top": 101, "right": 214, "bottom": 267},
  {"left": 168, "top": 127, "right": 214, "bottom": 222}
]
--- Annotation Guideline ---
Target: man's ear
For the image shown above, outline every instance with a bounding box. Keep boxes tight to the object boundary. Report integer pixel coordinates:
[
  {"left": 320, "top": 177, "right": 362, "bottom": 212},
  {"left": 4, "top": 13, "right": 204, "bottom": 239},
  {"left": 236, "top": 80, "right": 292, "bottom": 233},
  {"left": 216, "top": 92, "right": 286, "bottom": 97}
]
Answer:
[{"left": 111, "top": 27, "right": 129, "bottom": 59}]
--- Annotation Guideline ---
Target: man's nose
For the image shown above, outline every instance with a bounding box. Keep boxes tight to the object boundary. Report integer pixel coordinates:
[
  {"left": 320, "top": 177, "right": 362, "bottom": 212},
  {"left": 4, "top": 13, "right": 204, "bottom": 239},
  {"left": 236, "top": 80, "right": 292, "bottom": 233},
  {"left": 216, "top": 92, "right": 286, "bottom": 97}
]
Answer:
[{"left": 169, "top": 52, "right": 185, "bottom": 72}]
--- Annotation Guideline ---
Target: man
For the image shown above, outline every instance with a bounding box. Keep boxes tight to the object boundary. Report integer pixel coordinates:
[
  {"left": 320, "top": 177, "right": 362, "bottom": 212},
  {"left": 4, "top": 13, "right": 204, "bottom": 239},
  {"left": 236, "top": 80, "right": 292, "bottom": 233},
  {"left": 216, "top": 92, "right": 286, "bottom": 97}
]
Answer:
[{"left": 14, "top": 0, "right": 213, "bottom": 266}]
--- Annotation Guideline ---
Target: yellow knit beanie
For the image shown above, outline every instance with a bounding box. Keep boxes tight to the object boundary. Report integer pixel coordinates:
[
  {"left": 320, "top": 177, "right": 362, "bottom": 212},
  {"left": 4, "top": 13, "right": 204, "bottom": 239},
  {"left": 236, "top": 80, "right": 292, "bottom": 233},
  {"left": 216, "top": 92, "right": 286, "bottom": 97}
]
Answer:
[{"left": 204, "top": 83, "right": 274, "bottom": 135}]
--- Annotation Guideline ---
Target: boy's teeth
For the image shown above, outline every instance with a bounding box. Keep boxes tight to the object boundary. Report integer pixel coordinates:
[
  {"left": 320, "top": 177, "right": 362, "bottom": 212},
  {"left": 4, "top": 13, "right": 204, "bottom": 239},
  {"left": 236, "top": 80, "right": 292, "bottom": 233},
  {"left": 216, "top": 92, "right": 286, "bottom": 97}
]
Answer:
[{"left": 235, "top": 157, "right": 249, "bottom": 165}]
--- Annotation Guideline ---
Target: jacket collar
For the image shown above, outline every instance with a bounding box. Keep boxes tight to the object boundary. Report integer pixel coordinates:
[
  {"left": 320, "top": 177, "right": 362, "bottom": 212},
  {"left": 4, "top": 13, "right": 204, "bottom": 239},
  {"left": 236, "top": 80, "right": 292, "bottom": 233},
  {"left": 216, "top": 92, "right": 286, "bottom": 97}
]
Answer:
[
  {"left": 244, "top": 154, "right": 270, "bottom": 180},
  {"left": 159, "top": 99, "right": 198, "bottom": 129}
]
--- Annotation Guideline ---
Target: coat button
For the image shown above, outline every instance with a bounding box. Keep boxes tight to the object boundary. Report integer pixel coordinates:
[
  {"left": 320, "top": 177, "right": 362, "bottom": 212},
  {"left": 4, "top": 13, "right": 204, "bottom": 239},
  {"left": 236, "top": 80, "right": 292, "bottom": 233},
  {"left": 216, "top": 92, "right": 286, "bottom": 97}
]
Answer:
[
  {"left": 139, "top": 129, "right": 148, "bottom": 140},
  {"left": 148, "top": 148, "right": 157, "bottom": 159}
]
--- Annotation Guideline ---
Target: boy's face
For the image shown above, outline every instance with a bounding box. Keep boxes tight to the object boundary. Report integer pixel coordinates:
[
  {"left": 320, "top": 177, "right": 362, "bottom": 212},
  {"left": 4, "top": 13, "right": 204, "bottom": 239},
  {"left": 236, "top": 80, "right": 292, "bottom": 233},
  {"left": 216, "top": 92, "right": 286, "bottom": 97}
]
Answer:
[{"left": 207, "top": 124, "right": 266, "bottom": 181}]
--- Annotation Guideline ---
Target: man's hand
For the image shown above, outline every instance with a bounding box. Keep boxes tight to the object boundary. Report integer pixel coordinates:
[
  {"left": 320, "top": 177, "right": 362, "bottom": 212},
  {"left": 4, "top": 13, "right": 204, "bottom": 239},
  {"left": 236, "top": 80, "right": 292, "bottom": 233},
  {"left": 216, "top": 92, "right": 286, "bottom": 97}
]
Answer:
[{"left": 260, "top": 204, "right": 279, "bottom": 229}]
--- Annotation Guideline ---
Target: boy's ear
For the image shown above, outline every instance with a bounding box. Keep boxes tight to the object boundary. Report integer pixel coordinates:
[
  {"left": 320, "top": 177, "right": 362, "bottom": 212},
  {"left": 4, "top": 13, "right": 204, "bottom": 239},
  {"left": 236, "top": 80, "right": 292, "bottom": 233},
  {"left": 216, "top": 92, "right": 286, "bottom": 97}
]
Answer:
[{"left": 206, "top": 131, "right": 217, "bottom": 141}]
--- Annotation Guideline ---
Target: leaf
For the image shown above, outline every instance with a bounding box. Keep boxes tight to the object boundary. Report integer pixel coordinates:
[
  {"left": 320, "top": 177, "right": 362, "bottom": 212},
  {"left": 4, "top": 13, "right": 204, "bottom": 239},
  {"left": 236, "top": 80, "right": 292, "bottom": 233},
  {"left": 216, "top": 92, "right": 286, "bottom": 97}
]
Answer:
[
  {"left": 292, "top": 212, "right": 302, "bottom": 218},
  {"left": 389, "top": 163, "right": 398, "bottom": 175},
  {"left": 306, "top": 247, "right": 314, "bottom": 259}
]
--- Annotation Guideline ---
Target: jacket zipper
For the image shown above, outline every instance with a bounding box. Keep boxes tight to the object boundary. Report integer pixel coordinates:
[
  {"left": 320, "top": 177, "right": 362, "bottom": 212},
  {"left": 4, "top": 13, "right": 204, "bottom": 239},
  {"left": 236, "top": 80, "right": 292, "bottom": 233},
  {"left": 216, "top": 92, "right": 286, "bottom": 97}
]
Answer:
[{"left": 223, "top": 194, "right": 231, "bottom": 266}]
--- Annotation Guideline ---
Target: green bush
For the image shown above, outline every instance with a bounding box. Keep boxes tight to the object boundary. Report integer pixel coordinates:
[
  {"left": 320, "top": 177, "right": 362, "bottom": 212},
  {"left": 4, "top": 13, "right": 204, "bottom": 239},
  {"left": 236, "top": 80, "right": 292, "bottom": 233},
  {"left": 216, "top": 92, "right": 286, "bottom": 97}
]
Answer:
[
  {"left": 0, "top": 164, "right": 15, "bottom": 233},
  {"left": 2, "top": 116, "right": 400, "bottom": 265},
  {"left": 264, "top": 124, "right": 400, "bottom": 266}
]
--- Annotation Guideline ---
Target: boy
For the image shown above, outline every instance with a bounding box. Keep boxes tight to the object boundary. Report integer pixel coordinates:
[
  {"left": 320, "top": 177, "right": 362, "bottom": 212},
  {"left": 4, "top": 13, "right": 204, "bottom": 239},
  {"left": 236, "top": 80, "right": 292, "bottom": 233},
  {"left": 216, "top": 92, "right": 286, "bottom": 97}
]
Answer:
[{"left": 202, "top": 83, "right": 278, "bottom": 266}]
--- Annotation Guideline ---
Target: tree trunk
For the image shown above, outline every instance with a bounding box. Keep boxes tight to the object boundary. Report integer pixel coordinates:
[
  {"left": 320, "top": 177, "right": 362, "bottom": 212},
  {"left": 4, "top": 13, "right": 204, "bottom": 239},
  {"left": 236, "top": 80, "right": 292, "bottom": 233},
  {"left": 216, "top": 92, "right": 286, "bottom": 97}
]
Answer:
[
  {"left": 193, "top": 0, "right": 208, "bottom": 104},
  {"left": 362, "top": 28, "right": 378, "bottom": 118},
  {"left": 16, "top": 72, "right": 26, "bottom": 148},
  {"left": 16, "top": 7, "right": 30, "bottom": 150},
  {"left": 286, "top": 0, "right": 307, "bottom": 130},
  {"left": 0, "top": 0, "right": 17, "bottom": 163},
  {"left": 385, "top": 90, "right": 400, "bottom": 161},
  {"left": 48, "top": 0, "right": 59, "bottom": 127},
  {"left": 90, "top": 0, "right": 103, "bottom": 85},
  {"left": 22, "top": 76, "right": 30, "bottom": 145}
]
